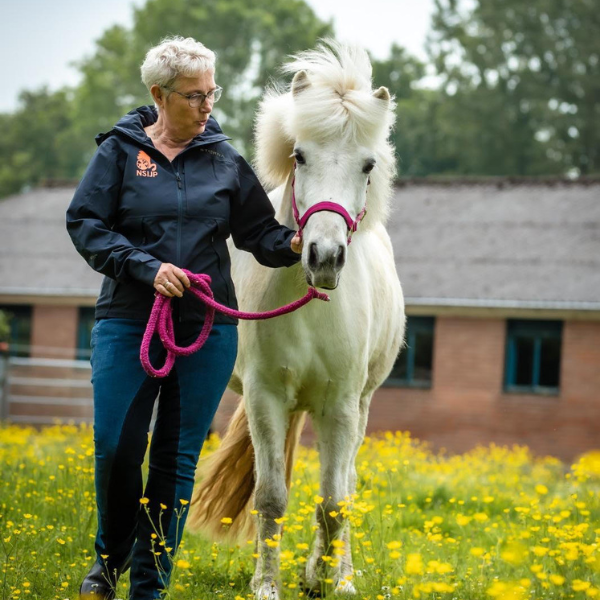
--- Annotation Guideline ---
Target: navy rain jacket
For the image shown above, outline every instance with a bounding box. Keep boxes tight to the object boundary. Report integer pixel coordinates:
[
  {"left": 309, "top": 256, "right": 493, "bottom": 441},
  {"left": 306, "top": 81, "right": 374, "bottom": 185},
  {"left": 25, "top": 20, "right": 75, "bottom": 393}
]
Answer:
[{"left": 66, "top": 105, "right": 300, "bottom": 325}]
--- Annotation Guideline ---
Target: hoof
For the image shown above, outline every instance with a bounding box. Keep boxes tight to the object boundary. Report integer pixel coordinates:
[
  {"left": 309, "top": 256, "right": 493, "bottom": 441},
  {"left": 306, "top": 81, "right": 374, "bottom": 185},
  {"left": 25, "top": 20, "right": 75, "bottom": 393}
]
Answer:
[
  {"left": 254, "top": 581, "right": 280, "bottom": 600},
  {"left": 335, "top": 579, "right": 357, "bottom": 594}
]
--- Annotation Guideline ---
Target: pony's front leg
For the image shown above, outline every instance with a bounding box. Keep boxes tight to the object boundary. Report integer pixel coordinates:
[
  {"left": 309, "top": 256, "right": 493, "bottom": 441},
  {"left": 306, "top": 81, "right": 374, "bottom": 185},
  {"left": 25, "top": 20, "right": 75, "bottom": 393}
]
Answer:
[
  {"left": 305, "top": 405, "right": 359, "bottom": 595},
  {"left": 246, "top": 388, "right": 289, "bottom": 600},
  {"left": 336, "top": 392, "right": 374, "bottom": 593}
]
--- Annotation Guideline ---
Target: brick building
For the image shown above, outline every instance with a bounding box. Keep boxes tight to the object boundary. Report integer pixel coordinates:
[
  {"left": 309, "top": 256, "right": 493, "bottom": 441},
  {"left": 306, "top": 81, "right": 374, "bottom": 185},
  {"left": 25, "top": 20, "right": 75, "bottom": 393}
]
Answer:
[{"left": 0, "top": 179, "right": 598, "bottom": 460}]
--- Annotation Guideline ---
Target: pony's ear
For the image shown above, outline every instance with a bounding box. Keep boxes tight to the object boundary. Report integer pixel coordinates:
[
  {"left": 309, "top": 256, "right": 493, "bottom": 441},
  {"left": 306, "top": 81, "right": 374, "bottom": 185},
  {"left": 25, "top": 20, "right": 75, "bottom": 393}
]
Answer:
[
  {"left": 291, "top": 70, "right": 311, "bottom": 96},
  {"left": 373, "top": 86, "right": 391, "bottom": 103}
]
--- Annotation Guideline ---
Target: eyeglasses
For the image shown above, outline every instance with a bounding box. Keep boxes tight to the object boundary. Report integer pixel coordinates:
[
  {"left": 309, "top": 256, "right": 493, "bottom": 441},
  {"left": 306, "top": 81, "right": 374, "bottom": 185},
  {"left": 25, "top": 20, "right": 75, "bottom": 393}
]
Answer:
[{"left": 162, "top": 85, "right": 223, "bottom": 107}]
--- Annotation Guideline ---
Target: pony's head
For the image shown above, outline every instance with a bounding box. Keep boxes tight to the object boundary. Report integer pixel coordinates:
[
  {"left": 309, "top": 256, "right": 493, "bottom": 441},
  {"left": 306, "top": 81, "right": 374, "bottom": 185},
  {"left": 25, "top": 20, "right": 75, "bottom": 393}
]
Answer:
[{"left": 255, "top": 41, "right": 396, "bottom": 289}]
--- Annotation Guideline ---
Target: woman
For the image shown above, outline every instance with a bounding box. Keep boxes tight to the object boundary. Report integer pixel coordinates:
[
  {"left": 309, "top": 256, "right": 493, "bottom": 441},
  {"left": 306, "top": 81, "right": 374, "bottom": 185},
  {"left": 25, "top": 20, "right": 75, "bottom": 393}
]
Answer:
[{"left": 67, "top": 36, "right": 302, "bottom": 600}]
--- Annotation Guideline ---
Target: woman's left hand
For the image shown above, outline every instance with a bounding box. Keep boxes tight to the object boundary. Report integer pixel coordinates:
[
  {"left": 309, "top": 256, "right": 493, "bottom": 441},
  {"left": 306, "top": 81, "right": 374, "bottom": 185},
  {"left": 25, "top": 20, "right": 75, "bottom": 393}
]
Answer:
[{"left": 291, "top": 232, "right": 303, "bottom": 254}]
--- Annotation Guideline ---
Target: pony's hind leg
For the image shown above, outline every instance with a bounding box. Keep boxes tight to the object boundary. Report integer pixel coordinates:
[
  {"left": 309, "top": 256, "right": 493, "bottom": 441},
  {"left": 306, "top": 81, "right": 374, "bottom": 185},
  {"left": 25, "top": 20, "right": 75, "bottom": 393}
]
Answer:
[
  {"left": 245, "top": 389, "right": 289, "bottom": 600},
  {"left": 305, "top": 403, "right": 360, "bottom": 595}
]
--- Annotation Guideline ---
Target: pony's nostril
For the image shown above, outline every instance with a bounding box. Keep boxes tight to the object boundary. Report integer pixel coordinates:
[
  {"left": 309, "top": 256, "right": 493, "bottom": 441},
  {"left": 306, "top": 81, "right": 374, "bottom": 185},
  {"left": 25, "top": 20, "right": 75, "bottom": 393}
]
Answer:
[
  {"left": 335, "top": 245, "right": 346, "bottom": 269},
  {"left": 308, "top": 242, "right": 319, "bottom": 270}
]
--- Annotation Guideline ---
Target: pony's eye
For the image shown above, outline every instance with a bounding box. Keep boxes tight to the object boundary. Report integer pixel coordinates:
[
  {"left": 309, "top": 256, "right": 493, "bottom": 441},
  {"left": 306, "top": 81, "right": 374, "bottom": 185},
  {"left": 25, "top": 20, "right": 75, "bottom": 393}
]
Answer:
[
  {"left": 363, "top": 160, "right": 376, "bottom": 174},
  {"left": 294, "top": 151, "right": 306, "bottom": 165}
]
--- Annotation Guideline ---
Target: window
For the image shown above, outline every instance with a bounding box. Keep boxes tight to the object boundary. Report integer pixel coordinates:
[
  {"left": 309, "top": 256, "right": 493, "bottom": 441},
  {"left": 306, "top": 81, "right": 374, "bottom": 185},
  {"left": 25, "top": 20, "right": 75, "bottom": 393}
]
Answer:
[
  {"left": 76, "top": 307, "right": 96, "bottom": 360},
  {"left": 386, "top": 316, "right": 434, "bottom": 388},
  {"left": 504, "top": 320, "right": 562, "bottom": 394},
  {"left": 0, "top": 305, "right": 32, "bottom": 357}
]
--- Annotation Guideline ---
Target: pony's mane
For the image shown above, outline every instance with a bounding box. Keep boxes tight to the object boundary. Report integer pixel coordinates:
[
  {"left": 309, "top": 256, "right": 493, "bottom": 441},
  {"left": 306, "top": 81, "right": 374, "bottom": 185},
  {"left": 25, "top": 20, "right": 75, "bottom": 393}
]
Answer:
[{"left": 254, "top": 40, "right": 397, "bottom": 226}]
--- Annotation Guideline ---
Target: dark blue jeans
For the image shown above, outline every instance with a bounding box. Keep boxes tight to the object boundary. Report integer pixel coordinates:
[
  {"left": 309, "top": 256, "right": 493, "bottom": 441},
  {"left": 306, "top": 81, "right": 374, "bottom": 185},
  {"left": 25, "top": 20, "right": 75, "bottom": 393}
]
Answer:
[{"left": 90, "top": 318, "right": 237, "bottom": 599}]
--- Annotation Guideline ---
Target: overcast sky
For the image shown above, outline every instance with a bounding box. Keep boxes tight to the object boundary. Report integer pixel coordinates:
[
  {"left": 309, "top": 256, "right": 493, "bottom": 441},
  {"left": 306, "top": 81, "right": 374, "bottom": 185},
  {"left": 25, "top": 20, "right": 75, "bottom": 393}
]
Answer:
[{"left": 0, "top": 0, "right": 434, "bottom": 113}]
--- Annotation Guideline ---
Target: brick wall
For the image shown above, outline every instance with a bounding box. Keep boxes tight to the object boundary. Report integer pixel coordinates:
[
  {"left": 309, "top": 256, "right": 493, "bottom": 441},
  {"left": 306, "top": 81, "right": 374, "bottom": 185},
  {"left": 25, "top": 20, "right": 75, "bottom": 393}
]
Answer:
[
  {"left": 366, "top": 318, "right": 600, "bottom": 462},
  {"left": 31, "top": 305, "right": 79, "bottom": 359},
  {"left": 562, "top": 321, "right": 600, "bottom": 402}
]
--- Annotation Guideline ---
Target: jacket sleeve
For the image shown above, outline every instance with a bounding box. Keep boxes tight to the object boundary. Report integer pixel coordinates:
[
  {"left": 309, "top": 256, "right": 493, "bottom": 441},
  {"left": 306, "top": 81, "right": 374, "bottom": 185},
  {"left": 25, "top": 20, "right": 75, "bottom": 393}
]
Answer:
[
  {"left": 229, "top": 154, "right": 301, "bottom": 268},
  {"left": 66, "top": 137, "right": 162, "bottom": 286}
]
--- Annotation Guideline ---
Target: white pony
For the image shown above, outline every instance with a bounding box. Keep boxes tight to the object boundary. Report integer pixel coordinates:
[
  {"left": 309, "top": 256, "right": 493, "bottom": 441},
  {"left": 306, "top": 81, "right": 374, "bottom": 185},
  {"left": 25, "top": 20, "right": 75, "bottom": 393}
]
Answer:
[{"left": 188, "top": 41, "right": 405, "bottom": 599}]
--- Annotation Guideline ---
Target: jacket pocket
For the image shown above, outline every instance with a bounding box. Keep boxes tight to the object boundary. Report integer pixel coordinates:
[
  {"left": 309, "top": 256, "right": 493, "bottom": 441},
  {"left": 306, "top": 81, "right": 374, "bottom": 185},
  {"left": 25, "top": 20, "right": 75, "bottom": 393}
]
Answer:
[{"left": 137, "top": 216, "right": 179, "bottom": 263}]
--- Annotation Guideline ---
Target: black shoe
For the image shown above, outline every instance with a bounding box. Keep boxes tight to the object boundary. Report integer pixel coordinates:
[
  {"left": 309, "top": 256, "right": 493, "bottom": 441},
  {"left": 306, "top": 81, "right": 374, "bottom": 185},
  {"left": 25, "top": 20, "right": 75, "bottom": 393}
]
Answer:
[
  {"left": 79, "top": 555, "right": 131, "bottom": 600},
  {"left": 79, "top": 561, "right": 116, "bottom": 599}
]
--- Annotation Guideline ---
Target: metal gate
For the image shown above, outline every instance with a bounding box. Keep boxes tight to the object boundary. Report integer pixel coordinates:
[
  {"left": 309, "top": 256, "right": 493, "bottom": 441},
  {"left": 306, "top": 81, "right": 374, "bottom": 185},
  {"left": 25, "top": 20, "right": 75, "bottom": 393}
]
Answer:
[{"left": 0, "top": 356, "right": 93, "bottom": 424}]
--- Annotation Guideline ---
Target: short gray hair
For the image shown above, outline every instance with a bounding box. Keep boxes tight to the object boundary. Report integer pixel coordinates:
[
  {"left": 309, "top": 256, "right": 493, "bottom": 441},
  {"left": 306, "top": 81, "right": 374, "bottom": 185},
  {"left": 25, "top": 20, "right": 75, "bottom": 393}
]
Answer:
[{"left": 140, "top": 36, "right": 216, "bottom": 91}]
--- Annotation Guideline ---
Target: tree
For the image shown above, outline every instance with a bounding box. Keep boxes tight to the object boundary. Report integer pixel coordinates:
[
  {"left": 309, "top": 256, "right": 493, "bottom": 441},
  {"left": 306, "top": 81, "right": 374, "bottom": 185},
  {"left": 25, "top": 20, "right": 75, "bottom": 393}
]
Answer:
[
  {"left": 371, "top": 45, "right": 454, "bottom": 177},
  {"left": 428, "top": 0, "right": 600, "bottom": 175},
  {"left": 0, "top": 87, "right": 83, "bottom": 197}
]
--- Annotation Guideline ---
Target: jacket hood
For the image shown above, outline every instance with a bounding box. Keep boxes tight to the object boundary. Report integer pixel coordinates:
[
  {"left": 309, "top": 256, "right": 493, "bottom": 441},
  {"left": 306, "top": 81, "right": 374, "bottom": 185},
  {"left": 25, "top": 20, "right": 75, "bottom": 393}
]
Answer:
[{"left": 95, "top": 105, "right": 229, "bottom": 147}]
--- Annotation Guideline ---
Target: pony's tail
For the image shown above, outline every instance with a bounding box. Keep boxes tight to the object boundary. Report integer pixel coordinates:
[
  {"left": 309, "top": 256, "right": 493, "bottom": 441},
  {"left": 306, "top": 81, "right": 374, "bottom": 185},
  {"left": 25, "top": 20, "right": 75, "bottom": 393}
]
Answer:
[{"left": 187, "top": 397, "right": 306, "bottom": 541}]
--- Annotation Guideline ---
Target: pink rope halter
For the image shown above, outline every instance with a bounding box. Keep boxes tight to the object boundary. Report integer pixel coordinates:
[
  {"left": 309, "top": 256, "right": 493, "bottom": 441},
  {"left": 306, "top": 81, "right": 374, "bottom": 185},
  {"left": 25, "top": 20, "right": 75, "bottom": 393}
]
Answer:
[
  {"left": 140, "top": 270, "right": 329, "bottom": 378},
  {"left": 291, "top": 162, "right": 369, "bottom": 245}
]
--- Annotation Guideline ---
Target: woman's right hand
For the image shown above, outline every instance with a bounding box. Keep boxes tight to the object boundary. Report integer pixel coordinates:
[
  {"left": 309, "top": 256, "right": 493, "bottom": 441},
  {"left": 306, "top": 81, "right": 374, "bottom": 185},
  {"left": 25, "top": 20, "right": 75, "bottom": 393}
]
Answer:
[{"left": 154, "top": 263, "right": 191, "bottom": 297}]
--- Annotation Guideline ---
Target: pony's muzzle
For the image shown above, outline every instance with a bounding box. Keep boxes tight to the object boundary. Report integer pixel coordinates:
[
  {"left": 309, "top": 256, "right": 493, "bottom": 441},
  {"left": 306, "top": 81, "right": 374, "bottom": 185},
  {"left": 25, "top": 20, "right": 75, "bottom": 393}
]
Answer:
[{"left": 305, "top": 241, "right": 346, "bottom": 289}]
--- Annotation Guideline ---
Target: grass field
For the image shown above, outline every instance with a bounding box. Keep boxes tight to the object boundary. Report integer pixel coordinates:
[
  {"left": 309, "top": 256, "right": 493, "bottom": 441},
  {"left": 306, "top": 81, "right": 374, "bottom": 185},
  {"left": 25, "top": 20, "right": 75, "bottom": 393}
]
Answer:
[{"left": 0, "top": 424, "right": 599, "bottom": 600}]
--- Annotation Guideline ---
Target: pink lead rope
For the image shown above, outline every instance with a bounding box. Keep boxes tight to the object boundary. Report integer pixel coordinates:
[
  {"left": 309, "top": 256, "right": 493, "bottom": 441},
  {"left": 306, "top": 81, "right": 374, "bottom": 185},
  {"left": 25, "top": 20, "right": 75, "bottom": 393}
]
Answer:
[{"left": 140, "top": 270, "right": 329, "bottom": 378}]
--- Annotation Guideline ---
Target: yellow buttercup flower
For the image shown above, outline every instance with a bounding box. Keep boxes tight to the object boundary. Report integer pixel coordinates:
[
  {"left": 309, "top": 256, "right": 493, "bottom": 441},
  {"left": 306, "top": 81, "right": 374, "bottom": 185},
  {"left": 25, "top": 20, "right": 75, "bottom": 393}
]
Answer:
[
  {"left": 456, "top": 514, "right": 471, "bottom": 526},
  {"left": 405, "top": 553, "right": 424, "bottom": 575},
  {"left": 573, "top": 580, "right": 591, "bottom": 592}
]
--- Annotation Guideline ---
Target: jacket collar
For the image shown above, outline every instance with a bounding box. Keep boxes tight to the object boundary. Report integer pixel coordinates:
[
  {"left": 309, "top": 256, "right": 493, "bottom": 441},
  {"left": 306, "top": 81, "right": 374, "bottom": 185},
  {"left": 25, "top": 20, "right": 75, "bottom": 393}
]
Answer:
[{"left": 95, "top": 105, "right": 230, "bottom": 148}]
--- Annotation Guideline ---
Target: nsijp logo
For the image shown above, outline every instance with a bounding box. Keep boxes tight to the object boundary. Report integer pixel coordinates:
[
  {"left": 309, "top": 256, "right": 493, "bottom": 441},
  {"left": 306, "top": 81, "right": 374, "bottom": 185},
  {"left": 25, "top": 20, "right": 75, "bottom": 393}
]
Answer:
[{"left": 136, "top": 150, "right": 158, "bottom": 177}]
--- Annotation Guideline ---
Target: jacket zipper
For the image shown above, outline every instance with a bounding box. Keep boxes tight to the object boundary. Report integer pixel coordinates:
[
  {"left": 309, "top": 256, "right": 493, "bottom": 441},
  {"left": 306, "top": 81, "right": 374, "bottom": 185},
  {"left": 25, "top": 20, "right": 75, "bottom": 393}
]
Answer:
[{"left": 174, "top": 160, "right": 184, "bottom": 322}]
